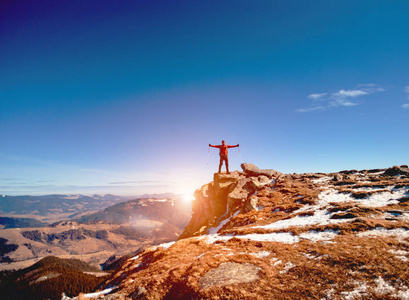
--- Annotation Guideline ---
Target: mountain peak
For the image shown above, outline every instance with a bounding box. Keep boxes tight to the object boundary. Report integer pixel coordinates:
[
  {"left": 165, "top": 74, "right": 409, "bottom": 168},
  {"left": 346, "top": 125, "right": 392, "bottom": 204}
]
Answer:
[{"left": 72, "top": 163, "right": 409, "bottom": 299}]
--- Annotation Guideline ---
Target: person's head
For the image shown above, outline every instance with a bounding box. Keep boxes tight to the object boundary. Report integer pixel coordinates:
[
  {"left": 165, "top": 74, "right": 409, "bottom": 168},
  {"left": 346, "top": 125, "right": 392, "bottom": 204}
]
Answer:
[{"left": 222, "top": 140, "right": 225, "bottom": 145}]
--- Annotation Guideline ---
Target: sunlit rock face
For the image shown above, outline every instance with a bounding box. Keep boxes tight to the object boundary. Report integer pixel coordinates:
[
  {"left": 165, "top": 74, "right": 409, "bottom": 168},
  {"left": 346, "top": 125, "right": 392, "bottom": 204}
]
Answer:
[
  {"left": 89, "top": 163, "right": 409, "bottom": 300},
  {"left": 179, "top": 164, "right": 280, "bottom": 239}
]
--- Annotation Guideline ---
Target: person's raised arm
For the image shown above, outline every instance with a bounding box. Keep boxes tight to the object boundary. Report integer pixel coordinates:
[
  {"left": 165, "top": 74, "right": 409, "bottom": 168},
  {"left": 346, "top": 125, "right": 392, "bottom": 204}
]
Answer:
[
  {"left": 209, "top": 144, "right": 218, "bottom": 148},
  {"left": 227, "top": 144, "right": 239, "bottom": 148}
]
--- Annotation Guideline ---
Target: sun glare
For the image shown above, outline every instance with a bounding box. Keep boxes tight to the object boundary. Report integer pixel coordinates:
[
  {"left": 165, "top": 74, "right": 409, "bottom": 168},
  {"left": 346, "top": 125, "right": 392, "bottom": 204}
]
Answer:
[{"left": 182, "top": 192, "right": 194, "bottom": 203}]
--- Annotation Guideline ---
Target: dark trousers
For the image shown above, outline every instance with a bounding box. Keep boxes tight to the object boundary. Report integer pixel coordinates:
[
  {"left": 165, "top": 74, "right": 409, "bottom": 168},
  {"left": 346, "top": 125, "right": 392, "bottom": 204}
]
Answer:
[{"left": 219, "top": 154, "right": 229, "bottom": 173}]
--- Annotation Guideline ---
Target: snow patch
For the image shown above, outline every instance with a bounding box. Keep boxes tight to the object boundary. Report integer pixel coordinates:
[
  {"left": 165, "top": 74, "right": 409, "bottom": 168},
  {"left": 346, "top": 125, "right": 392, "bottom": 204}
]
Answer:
[
  {"left": 157, "top": 241, "right": 175, "bottom": 249},
  {"left": 252, "top": 187, "right": 407, "bottom": 234},
  {"left": 148, "top": 198, "right": 168, "bottom": 202},
  {"left": 208, "top": 210, "right": 240, "bottom": 235},
  {"left": 311, "top": 176, "right": 332, "bottom": 184},
  {"left": 279, "top": 262, "right": 295, "bottom": 274},
  {"left": 252, "top": 250, "right": 270, "bottom": 258},
  {"left": 340, "top": 281, "right": 369, "bottom": 300},
  {"left": 357, "top": 227, "right": 409, "bottom": 241},
  {"left": 321, "top": 187, "right": 408, "bottom": 207},
  {"left": 200, "top": 232, "right": 299, "bottom": 244},
  {"left": 254, "top": 207, "right": 348, "bottom": 231},
  {"left": 62, "top": 286, "right": 117, "bottom": 299},
  {"left": 389, "top": 249, "right": 409, "bottom": 262},
  {"left": 374, "top": 277, "right": 396, "bottom": 295},
  {"left": 299, "top": 230, "right": 339, "bottom": 242}
]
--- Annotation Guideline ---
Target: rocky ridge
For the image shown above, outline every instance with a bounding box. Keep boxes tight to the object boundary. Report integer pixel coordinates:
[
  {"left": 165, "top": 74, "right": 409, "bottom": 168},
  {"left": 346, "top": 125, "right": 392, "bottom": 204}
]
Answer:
[
  {"left": 179, "top": 163, "right": 282, "bottom": 239},
  {"left": 70, "top": 164, "right": 409, "bottom": 299}
]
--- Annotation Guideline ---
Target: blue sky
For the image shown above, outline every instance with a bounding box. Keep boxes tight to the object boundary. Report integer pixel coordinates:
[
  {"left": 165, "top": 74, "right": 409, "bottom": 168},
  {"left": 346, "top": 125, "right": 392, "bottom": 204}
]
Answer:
[{"left": 1, "top": 0, "right": 408, "bottom": 196}]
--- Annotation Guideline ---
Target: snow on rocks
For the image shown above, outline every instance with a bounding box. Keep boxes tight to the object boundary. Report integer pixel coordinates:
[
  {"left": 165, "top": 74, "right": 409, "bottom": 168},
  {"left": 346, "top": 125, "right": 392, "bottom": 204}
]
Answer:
[
  {"left": 157, "top": 241, "right": 175, "bottom": 249},
  {"left": 62, "top": 286, "right": 117, "bottom": 299},
  {"left": 340, "top": 281, "right": 369, "bottom": 300},
  {"left": 318, "top": 186, "right": 409, "bottom": 207},
  {"left": 339, "top": 277, "right": 409, "bottom": 300},
  {"left": 299, "top": 230, "right": 339, "bottom": 243},
  {"left": 200, "top": 184, "right": 408, "bottom": 245},
  {"left": 251, "top": 250, "right": 271, "bottom": 258},
  {"left": 200, "top": 228, "right": 344, "bottom": 245},
  {"left": 279, "top": 261, "right": 295, "bottom": 274},
  {"left": 389, "top": 249, "right": 409, "bottom": 262},
  {"left": 311, "top": 176, "right": 332, "bottom": 184},
  {"left": 208, "top": 210, "right": 240, "bottom": 235},
  {"left": 199, "top": 169, "right": 408, "bottom": 248},
  {"left": 357, "top": 227, "right": 409, "bottom": 241}
]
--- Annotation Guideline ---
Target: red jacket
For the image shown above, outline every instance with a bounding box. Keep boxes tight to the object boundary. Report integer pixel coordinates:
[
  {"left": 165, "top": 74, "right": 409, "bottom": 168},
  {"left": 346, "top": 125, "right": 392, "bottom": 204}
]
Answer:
[{"left": 210, "top": 144, "right": 239, "bottom": 155}]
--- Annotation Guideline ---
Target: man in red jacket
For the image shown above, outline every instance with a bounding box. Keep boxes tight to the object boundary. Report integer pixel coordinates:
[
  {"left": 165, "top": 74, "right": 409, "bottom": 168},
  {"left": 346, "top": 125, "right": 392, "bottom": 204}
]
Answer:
[{"left": 209, "top": 140, "right": 239, "bottom": 174}]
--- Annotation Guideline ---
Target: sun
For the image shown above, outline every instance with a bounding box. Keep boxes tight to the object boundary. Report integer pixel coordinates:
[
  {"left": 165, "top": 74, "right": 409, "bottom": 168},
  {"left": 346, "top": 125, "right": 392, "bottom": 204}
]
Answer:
[{"left": 182, "top": 192, "right": 194, "bottom": 204}]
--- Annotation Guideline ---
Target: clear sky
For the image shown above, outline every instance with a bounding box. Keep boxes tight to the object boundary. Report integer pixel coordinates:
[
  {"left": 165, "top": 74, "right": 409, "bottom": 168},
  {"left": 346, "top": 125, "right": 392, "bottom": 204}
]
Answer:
[{"left": 1, "top": 0, "right": 408, "bottom": 196}]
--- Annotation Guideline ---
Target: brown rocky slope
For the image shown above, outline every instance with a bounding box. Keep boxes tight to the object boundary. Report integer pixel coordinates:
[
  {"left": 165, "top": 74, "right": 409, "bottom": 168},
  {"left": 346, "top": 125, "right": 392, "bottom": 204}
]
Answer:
[{"left": 78, "top": 163, "right": 409, "bottom": 299}]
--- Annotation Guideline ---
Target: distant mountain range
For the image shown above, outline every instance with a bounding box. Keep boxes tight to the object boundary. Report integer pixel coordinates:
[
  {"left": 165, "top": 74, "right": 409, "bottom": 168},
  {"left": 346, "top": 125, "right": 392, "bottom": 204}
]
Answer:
[
  {"left": 76, "top": 198, "right": 190, "bottom": 229},
  {"left": 0, "top": 197, "right": 191, "bottom": 271},
  {"left": 0, "top": 194, "right": 135, "bottom": 222}
]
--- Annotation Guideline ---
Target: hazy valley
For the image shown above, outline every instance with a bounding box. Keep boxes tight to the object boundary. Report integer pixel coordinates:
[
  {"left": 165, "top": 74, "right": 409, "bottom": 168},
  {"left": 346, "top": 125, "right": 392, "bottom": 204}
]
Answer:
[{"left": 0, "top": 196, "right": 191, "bottom": 271}]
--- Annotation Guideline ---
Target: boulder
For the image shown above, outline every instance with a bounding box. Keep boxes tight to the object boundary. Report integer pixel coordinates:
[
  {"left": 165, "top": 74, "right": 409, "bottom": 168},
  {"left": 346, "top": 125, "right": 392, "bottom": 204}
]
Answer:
[
  {"left": 384, "top": 166, "right": 409, "bottom": 176},
  {"left": 213, "top": 172, "right": 243, "bottom": 197},
  {"left": 339, "top": 169, "right": 358, "bottom": 175},
  {"left": 258, "top": 175, "right": 271, "bottom": 184},
  {"left": 367, "top": 169, "right": 383, "bottom": 173},
  {"left": 227, "top": 188, "right": 248, "bottom": 212},
  {"left": 243, "top": 196, "right": 259, "bottom": 213},
  {"left": 244, "top": 178, "right": 263, "bottom": 194},
  {"left": 241, "top": 163, "right": 281, "bottom": 178},
  {"left": 333, "top": 173, "right": 343, "bottom": 182},
  {"left": 401, "top": 166, "right": 409, "bottom": 175},
  {"left": 199, "top": 262, "right": 261, "bottom": 289},
  {"left": 226, "top": 178, "right": 249, "bottom": 213}
]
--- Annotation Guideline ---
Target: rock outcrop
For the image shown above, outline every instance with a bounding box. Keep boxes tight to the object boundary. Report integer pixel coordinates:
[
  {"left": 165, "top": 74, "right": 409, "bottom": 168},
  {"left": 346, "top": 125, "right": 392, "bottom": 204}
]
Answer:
[
  {"left": 241, "top": 163, "right": 282, "bottom": 178},
  {"left": 384, "top": 165, "right": 409, "bottom": 176},
  {"left": 179, "top": 163, "right": 280, "bottom": 239}
]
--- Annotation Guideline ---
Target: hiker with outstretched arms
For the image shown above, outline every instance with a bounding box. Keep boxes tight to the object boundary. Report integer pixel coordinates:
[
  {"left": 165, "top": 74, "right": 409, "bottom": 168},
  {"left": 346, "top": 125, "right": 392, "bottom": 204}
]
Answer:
[{"left": 209, "top": 140, "right": 239, "bottom": 174}]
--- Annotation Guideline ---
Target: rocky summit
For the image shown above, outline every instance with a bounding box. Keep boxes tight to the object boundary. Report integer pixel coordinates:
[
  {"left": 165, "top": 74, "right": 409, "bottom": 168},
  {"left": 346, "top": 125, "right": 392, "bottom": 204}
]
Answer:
[{"left": 76, "top": 163, "right": 409, "bottom": 299}]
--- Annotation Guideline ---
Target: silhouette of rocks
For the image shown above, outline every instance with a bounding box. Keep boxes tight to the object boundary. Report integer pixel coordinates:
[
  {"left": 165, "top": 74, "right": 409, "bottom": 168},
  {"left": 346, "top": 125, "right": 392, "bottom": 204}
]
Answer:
[{"left": 384, "top": 165, "right": 409, "bottom": 176}]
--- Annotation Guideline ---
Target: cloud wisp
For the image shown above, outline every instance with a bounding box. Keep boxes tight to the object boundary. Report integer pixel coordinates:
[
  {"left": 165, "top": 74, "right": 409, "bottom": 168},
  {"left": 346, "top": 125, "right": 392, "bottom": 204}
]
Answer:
[
  {"left": 402, "top": 86, "right": 409, "bottom": 109},
  {"left": 109, "top": 181, "right": 163, "bottom": 185},
  {"left": 297, "top": 84, "right": 384, "bottom": 113},
  {"left": 308, "top": 93, "right": 327, "bottom": 100}
]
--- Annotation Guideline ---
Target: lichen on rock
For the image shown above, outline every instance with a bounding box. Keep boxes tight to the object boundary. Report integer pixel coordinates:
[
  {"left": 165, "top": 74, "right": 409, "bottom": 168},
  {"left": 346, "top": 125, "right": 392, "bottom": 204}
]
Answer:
[{"left": 199, "top": 262, "right": 261, "bottom": 289}]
